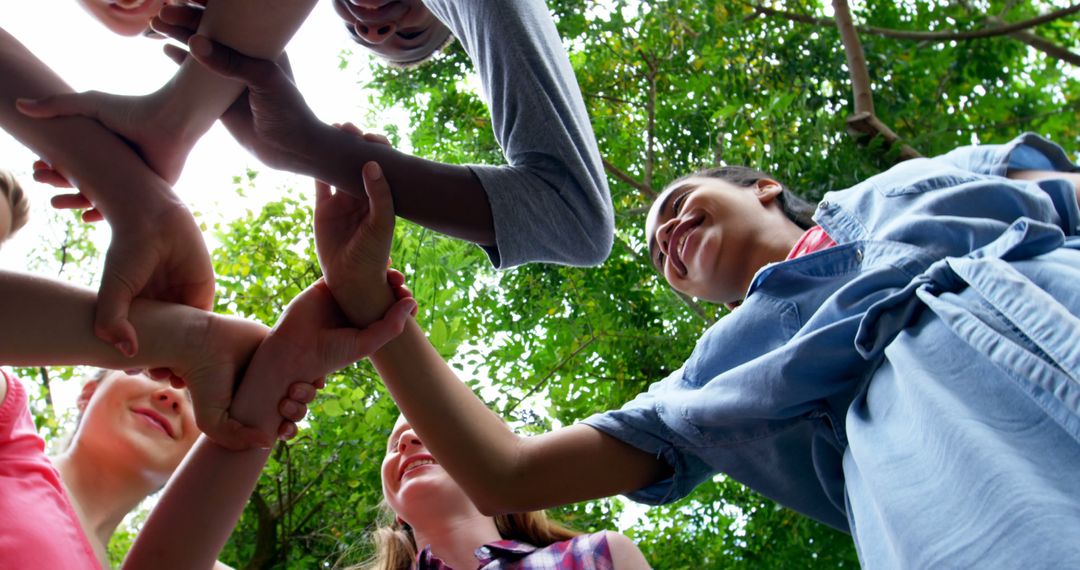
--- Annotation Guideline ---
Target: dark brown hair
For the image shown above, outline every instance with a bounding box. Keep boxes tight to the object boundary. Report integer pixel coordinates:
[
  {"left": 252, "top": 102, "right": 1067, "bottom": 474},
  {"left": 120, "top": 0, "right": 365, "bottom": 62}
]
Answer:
[{"left": 674, "top": 165, "right": 817, "bottom": 229}]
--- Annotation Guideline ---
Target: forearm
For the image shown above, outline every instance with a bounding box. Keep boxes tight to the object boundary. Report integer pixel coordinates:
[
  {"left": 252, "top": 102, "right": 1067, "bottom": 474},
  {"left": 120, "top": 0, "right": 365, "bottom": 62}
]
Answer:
[
  {"left": 372, "top": 319, "right": 670, "bottom": 513},
  {"left": 157, "top": 0, "right": 317, "bottom": 143},
  {"left": 0, "top": 28, "right": 182, "bottom": 219},
  {"left": 0, "top": 271, "right": 201, "bottom": 369},
  {"left": 1008, "top": 169, "right": 1080, "bottom": 205},
  {"left": 303, "top": 124, "right": 495, "bottom": 245},
  {"left": 123, "top": 439, "right": 270, "bottom": 570},
  {"left": 370, "top": 320, "right": 527, "bottom": 510}
]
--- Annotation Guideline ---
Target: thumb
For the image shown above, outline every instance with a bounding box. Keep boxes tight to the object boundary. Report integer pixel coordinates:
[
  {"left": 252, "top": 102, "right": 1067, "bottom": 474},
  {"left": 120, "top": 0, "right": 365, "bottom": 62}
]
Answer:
[
  {"left": 361, "top": 162, "right": 395, "bottom": 229},
  {"left": 322, "top": 297, "right": 414, "bottom": 367},
  {"left": 16, "top": 91, "right": 105, "bottom": 120},
  {"left": 95, "top": 244, "right": 156, "bottom": 357}
]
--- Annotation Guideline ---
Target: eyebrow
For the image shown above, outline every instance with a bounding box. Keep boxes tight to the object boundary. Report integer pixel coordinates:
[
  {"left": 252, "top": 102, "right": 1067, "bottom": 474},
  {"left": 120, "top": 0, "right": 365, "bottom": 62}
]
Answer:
[{"left": 648, "top": 183, "right": 695, "bottom": 265}]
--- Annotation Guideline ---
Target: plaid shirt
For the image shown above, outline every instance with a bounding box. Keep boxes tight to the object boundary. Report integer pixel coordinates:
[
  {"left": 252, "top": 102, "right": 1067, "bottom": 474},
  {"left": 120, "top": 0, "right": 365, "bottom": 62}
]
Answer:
[{"left": 416, "top": 532, "right": 614, "bottom": 569}]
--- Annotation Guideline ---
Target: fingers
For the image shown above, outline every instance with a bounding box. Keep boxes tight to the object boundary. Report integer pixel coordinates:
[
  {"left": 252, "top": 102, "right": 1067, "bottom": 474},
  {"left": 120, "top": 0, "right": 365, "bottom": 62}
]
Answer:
[
  {"left": 314, "top": 179, "right": 332, "bottom": 205},
  {"left": 279, "top": 399, "right": 308, "bottom": 423},
  {"left": 96, "top": 245, "right": 155, "bottom": 357},
  {"left": 32, "top": 160, "right": 73, "bottom": 188},
  {"left": 387, "top": 268, "right": 405, "bottom": 287},
  {"left": 51, "top": 193, "right": 93, "bottom": 210},
  {"left": 162, "top": 43, "right": 189, "bottom": 66},
  {"left": 362, "top": 162, "right": 395, "bottom": 227},
  {"left": 151, "top": 4, "right": 203, "bottom": 43},
  {"left": 16, "top": 91, "right": 104, "bottom": 120},
  {"left": 188, "top": 34, "right": 289, "bottom": 92},
  {"left": 278, "top": 422, "right": 298, "bottom": 441},
  {"left": 82, "top": 209, "right": 104, "bottom": 223}
]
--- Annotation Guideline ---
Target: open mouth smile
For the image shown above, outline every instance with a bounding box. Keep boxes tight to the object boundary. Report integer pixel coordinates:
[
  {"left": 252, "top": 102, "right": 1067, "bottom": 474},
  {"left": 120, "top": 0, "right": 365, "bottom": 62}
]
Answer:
[
  {"left": 399, "top": 454, "right": 437, "bottom": 480},
  {"left": 668, "top": 214, "right": 704, "bottom": 277}
]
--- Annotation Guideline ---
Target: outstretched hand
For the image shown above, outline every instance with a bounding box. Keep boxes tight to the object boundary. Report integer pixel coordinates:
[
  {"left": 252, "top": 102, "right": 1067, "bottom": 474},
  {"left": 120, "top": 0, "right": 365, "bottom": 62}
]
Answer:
[
  {"left": 148, "top": 3, "right": 322, "bottom": 174},
  {"left": 228, "top": 278, "right": 415, "bottom": 443},
  {"left": 314, "top": 160, "right": 399, "bottom": 327},
  {"left": 16, "top": 89, "right": 194, "bottom": 186}
]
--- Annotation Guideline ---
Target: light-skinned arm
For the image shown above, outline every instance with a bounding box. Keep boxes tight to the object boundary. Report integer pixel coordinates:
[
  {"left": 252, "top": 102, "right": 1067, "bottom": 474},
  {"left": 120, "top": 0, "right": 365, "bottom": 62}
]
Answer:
[
  {"left": 122, "top": 280, "right": 416, "bottom": 570},
  {"left": 314, "top": 164, "right": 670, "bottom": 515},
  {"left": 1007, "top": 169, "right": 1080, "bottom": 205},
  {"left": 0, "top": 270, "right": 287, "bottom": 447},
  {"left": 0, "top": 26, "right": 214, "bottom": 359},
  {"left": 16, "top": 0, "right": 318, "bottom": 185}
]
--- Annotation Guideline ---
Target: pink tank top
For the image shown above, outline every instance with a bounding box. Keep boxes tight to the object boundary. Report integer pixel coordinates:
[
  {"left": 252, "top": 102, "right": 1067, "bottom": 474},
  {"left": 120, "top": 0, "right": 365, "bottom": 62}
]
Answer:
[{"left": 0, "top": 369, "right": 100, "bottom": 568}]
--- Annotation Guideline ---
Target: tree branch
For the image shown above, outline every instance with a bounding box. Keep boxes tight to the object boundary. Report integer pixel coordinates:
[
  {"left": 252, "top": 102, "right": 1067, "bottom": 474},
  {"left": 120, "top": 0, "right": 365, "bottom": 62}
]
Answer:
[
  {"left": 831, "top": 0, "right": 874, "bottom": 116},
  {"left": 506, "top": 335, "right": 598, "bottom": 414},
  {"left": 832, "top": 0, "right": 922, "bottom": 160},
  {"left": 986, "top": 15, "right": 1080, "bottom": 66},
  {"left": 753, "top": 3, "right": 1080, "bottom": 42},
  {"left": 602, "top": 158, "right": 657, "bottom": 200}
]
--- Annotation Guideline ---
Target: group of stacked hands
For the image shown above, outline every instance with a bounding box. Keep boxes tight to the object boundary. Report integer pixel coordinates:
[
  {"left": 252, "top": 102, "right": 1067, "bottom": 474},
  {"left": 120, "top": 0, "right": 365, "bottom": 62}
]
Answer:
[{"left": 2, "top": 1, "right": 1080, "bottom": 569}]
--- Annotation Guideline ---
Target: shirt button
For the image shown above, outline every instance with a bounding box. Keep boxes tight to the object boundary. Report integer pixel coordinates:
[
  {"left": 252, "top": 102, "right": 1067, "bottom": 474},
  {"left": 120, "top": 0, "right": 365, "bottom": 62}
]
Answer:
[
  {"left": 820, "top": 200, "right": 831, "bottom": 209},
  {"left": 854, "top": 248, "right": 863, "bottom": 261},
  {"left": 477, "top": 547, "right": 490, "bottom": 556}
]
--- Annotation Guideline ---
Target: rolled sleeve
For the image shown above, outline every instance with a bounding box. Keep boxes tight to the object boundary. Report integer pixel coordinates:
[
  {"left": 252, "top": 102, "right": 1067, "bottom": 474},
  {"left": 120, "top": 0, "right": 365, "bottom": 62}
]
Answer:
[
  {"left": 942, "top": 132, "right": 1079, "bottom": 177},
  {"left": 426, "top": 0, "right": 614, "bottom": 269},
  {"left": 582, "top": 400, "right": 713, "bottom": 506}
]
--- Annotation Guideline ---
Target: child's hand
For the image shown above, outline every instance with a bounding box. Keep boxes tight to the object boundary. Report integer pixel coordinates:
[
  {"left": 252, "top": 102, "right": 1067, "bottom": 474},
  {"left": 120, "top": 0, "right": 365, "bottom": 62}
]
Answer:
[
  {"left": 226, "top": 278, "right": 415, "bottom": 442},
  {"left": 16, "top": 89, "right": 195, "bottom": 186},
  {"left": 314, "top": 162, "right": 399, "bottom": 327}
]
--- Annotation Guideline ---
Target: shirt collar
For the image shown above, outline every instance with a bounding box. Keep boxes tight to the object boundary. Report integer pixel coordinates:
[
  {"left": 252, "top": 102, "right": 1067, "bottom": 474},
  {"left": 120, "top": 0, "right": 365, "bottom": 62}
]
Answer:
[{"left": 416, "top": 540, "right": 539, "bottom": 569}]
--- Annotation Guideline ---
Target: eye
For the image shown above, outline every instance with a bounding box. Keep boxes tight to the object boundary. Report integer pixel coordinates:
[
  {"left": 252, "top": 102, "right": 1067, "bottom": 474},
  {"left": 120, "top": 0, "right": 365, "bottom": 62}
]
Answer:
[{"left": 672, "top": 191, "right": 690, "bottom": 214}]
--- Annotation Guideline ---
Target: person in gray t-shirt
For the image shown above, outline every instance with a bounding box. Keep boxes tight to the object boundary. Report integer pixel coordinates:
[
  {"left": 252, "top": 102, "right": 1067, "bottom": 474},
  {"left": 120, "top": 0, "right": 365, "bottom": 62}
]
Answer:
[
  {"left": 150, "top": 0, "right": 614, "bottom": 269},
  {"left": 329, "top": 0, "right": 613, "bottom": 268}
]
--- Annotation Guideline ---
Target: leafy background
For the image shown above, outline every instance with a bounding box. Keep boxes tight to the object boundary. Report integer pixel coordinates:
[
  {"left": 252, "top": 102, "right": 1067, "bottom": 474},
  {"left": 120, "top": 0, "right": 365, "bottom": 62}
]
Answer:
[{"left": 23, "top": 0, "right": 1079, "bottom": 567}]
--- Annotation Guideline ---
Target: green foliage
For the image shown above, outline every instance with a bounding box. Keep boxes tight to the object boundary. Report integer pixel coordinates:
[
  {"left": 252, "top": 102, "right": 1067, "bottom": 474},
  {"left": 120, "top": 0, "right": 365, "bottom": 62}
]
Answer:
[{"left": 23, "top": 0, "right": 1078, "bottom": 568}]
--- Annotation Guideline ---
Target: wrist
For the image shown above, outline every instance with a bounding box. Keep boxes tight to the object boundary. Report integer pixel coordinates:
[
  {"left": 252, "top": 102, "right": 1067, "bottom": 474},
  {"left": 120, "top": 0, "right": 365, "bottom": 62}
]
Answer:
[{"left": 327, "top": 275, "right": 397, "bottom": 329}]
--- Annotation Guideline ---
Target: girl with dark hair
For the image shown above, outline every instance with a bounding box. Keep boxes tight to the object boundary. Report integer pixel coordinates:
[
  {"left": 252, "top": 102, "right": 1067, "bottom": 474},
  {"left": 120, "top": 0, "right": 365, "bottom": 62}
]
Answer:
[{"left": 310, "top": 133, "right": 1080, "bottom": 568}]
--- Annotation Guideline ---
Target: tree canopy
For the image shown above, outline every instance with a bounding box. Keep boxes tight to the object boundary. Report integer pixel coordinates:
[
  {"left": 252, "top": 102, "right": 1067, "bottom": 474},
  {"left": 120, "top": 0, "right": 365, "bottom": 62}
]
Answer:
[{"left": 24, "top": 0, "right": 1079, "bottom": 567}]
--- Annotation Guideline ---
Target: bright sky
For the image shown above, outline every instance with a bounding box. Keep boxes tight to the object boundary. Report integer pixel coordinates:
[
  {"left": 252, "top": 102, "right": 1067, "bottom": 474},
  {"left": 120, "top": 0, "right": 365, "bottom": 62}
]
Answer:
[{"left": 0, "top": 0, "right": 408, "bottom": 271}]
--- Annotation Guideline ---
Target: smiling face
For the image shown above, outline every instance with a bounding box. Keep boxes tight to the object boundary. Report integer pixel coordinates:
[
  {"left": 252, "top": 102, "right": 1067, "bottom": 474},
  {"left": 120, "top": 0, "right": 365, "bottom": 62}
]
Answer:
[
  {"left": 380, "top": 415, "right": 479, "bottom": 525},
  {"left": 332, "top": 0, "right": 452, "bottom": 65},
  {"left": 73, "top": 371, "right": 199, "bottom": 484},
  {"left": 75, "top": 0, "right": 168, "bottom": 36},
  {"left": 647, "top": 176, "right": 797, "bottom": 304}
]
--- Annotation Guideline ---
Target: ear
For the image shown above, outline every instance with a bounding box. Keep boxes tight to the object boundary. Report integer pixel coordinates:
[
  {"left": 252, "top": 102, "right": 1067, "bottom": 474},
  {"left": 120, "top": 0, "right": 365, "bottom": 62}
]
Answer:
[
  {"left": 754, "top": 179, "right": 784, "bottom": 203},
  {"left": 76, "top": 379, "right": 101, "bottom": 413}
]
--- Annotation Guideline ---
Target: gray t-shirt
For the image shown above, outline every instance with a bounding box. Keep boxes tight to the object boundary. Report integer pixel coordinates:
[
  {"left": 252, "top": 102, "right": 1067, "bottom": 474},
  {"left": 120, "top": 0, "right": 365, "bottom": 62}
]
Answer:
[{"left": 425, "top": 0, "right": 613, "bottom": 268}]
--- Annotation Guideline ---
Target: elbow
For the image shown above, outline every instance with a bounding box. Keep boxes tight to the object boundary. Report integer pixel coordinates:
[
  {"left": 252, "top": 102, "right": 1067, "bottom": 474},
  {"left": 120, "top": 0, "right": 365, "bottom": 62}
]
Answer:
[{"left": 571, "top": 190, "right": 615, "bottom": 266}]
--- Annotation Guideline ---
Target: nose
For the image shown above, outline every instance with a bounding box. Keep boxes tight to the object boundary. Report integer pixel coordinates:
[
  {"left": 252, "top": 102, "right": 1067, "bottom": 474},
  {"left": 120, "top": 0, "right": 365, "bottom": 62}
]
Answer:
[
  {"left": 657, "top": 217, "right": 678, "bottom": 256},
  {"left": 151, "top": 387, "right": 183, "bottom": 415},
  {"left": 398, "top": 428, "right": 423, "bottom": 452},
  {"left": 353, "top": 21, "right": 396, "bottom": 45}
]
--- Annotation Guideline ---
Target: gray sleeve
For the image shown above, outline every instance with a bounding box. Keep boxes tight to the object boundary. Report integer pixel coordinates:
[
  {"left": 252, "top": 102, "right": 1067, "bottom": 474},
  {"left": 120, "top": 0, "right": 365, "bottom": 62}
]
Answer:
[{"left": 424, "top": 0, "right": 613, "bottom": 268}]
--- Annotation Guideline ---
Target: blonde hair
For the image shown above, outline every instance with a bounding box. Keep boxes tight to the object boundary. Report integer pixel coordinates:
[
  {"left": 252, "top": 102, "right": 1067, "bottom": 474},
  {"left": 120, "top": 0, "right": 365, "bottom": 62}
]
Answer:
[
  {"left": 359, "top": 503, "right": 580, "bottom": 570},
  {"left": 0, "top": 169, "right": 30, "bottom": 241}
]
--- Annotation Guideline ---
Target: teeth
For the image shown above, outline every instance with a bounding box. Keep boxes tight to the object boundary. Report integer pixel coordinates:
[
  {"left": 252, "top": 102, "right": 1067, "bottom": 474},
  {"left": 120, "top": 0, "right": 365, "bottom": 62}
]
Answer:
[
  {"left": 405, "top": 459, "right": 435, "bottom": 472},
  {"left": 111, "top": 0, "right": 148, "bottom": 9}
]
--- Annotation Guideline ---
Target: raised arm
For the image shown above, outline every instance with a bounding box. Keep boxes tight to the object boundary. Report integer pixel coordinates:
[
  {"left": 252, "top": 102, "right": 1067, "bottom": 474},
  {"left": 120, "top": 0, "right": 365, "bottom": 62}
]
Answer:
[
  {"left": 313, "top": 164, "right": 668, "bottom": 515},
  {"left": 16, "top": 1, "right": 317, "bottom": 185},
  {"left": 0, "top": 27, "right": 215, "bottom": 358}
]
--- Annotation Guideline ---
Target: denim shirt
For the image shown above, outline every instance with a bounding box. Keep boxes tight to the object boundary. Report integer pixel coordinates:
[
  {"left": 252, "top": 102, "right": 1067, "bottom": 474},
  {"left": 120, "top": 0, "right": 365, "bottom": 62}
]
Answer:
[{"left": 583, "top": 133, "right": 1080, "bottom": 533}]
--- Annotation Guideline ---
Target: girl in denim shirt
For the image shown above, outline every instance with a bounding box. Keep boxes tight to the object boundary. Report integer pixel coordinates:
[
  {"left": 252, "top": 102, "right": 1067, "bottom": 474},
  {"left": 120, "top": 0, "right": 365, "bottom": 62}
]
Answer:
[{"left": 310, "top": 134, "right": 1080, "bottom": 569}]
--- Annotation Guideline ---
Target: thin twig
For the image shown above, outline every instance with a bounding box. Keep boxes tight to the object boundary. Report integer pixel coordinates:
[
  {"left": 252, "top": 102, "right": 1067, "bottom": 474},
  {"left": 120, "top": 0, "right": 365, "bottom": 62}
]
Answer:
[{"left": 753, "top": 3, "right": 1080, "bottom": 42}]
